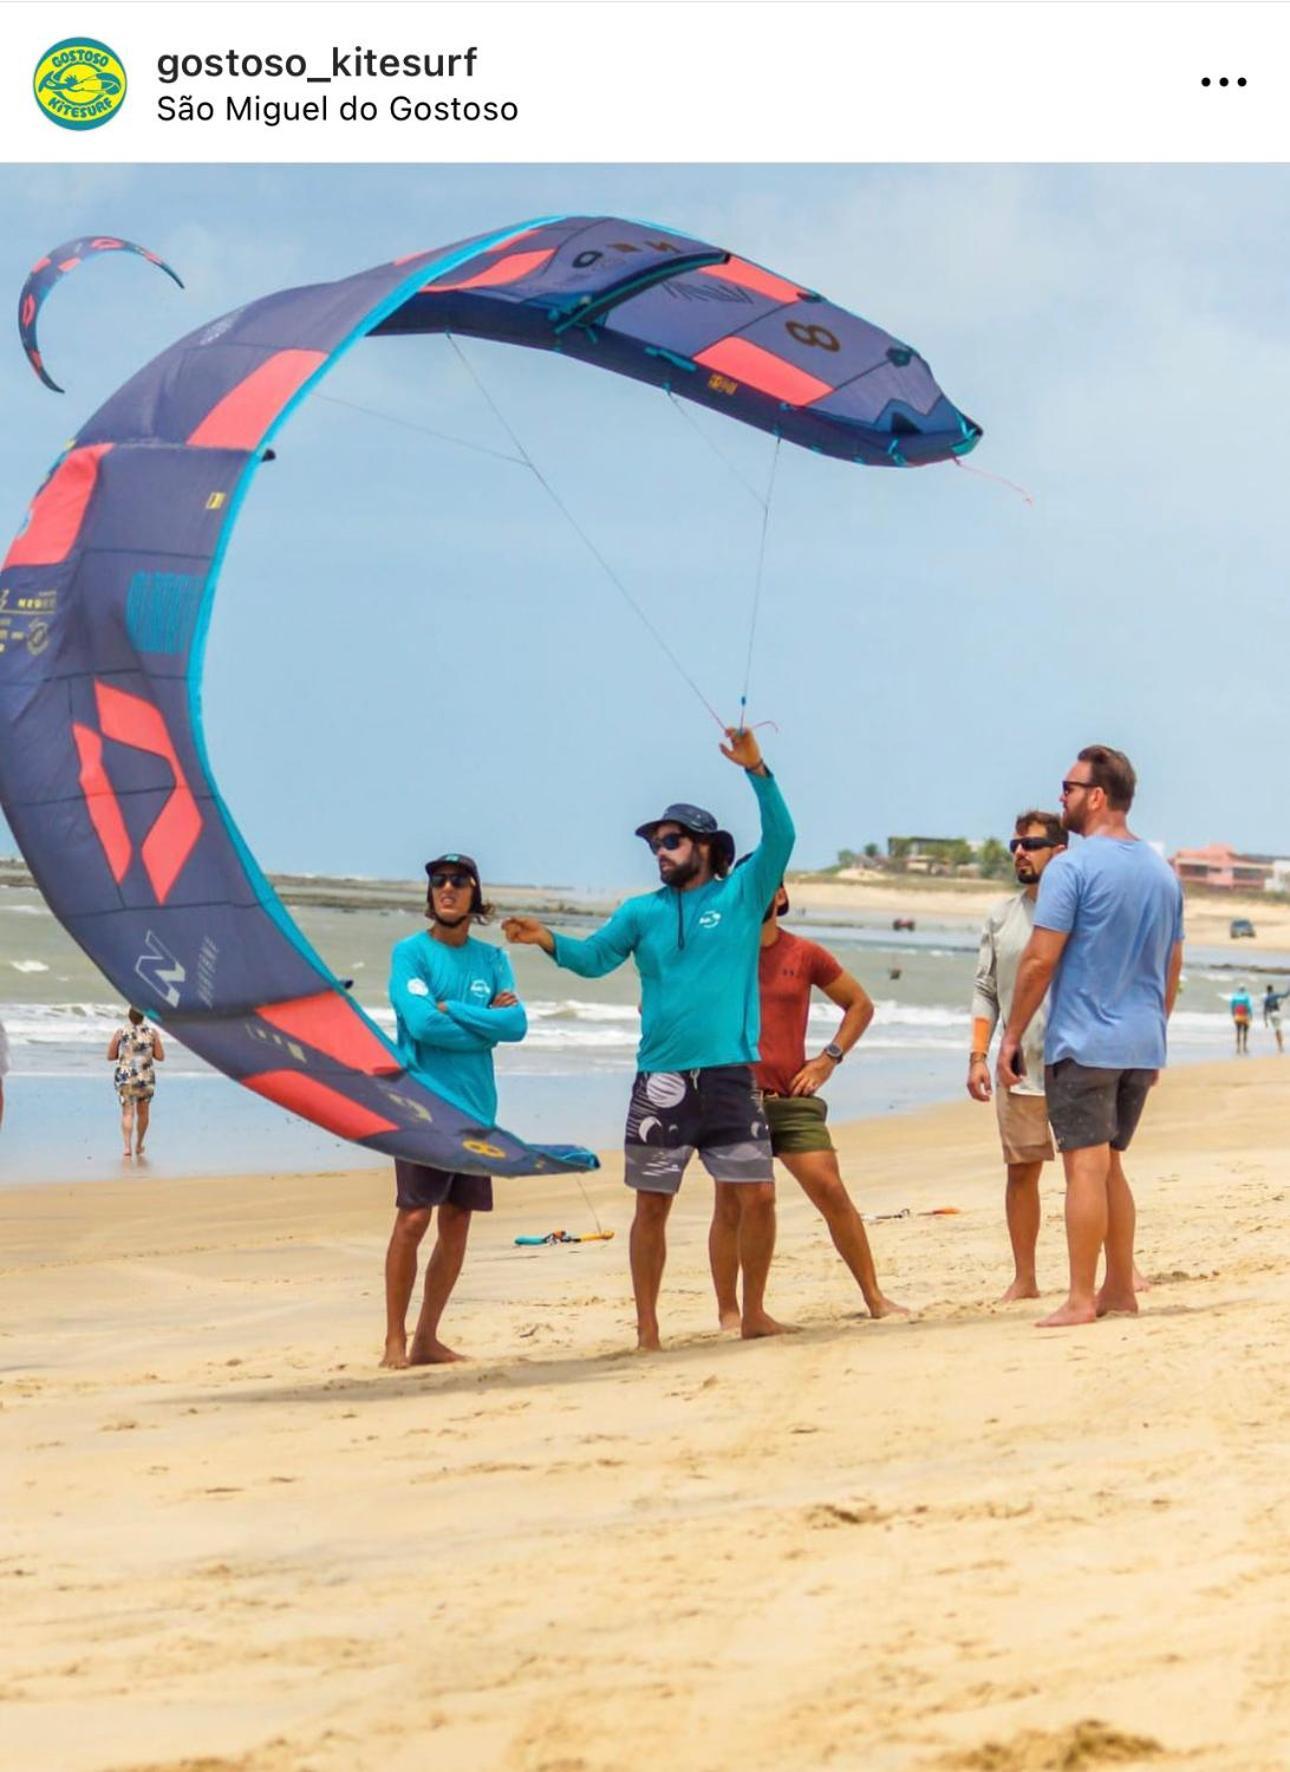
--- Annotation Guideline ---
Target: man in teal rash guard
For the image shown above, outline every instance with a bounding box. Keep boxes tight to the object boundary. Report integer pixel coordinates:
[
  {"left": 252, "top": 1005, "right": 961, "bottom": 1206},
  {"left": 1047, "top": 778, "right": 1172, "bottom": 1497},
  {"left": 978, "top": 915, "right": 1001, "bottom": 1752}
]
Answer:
[
  {"left": 504, "top": 728, "right": 794, "bottom": 1350},
  {"left": 381, "top": 854, "right": 527, "bottom": 1370}
]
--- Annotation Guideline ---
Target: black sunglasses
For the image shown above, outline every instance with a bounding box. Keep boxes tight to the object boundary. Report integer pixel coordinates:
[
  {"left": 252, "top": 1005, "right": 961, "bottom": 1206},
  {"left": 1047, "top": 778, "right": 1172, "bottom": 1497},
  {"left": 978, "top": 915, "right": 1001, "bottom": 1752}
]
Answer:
[
  {"left": 429, "top": 871, "right": 474, "bottom": 890},
  {"left": 1061, "top": 779, "right": 1094, "bottom": 795},
  {"left": 649, "top": 832, "right": 690, "bottom": 854},
  {"left": 1009, "top": 836, "right": 1053, "bottom": 854}
]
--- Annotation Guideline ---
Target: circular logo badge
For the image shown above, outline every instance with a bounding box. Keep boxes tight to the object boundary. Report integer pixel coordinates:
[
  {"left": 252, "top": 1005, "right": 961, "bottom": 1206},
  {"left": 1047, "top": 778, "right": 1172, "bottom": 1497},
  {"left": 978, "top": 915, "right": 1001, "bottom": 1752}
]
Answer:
[{"left": 34, "top": 38, "right": 127, "bottom": 131}]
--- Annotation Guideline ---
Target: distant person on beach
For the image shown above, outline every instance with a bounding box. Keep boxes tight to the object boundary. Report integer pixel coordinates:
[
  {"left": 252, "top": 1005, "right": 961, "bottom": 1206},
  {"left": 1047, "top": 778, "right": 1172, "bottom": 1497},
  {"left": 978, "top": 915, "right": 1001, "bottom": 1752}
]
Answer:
[
  {"left": 997, "top": 746, "right": 1183, "bottom": 1329},
  {"left": 504, "top": 727, "right": 794, "bottom": 1351},
  {"left": 968, "top": 811, "right": 1066, "bottom": 1302},
  {"left": 708, "top": 878, "right": 907, "bottom": 1325},
  {"left": 1229, "top": 984, "right": 1254, "bottom": 1055},
  {"left": 1263, "top": 985, "right": 1286, "bottom": 1054},
  {"left": 107, "top": 1008, "right": 164, "bottom": 1157},
  {"left": 382, "top": 855, "right": 526, "bottom": 1370},
  {"left": 0, "top": 1014, "right": 8, "bottom": 1130}
]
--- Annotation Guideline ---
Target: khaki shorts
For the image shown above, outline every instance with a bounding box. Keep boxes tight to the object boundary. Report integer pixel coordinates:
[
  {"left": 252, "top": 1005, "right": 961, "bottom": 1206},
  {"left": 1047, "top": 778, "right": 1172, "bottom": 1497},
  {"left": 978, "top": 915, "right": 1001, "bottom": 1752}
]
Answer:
[{"left": 994, "top": 1087, "right": 1055, "bottom": 1164}]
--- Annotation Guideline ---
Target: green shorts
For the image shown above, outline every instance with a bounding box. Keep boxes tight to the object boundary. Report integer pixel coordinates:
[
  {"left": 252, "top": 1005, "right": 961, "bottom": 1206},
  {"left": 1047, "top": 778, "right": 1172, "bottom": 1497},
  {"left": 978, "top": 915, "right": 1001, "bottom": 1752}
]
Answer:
[{"left": 762, "top": 1092, "right": 834, "bottom": 1156}]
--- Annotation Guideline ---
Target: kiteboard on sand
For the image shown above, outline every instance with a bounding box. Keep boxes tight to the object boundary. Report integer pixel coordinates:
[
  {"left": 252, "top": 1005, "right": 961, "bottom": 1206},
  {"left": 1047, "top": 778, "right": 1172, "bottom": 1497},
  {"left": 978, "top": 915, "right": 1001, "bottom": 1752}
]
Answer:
[{"left": 515, "top": 1230, "right": 616, "bottom": 1247}]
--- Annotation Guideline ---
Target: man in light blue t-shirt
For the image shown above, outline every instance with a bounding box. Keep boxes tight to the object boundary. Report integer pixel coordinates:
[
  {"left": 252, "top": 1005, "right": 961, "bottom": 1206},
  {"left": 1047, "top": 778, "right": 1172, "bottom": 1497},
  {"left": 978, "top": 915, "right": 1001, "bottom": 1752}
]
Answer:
[{"left": 998, "top": 746, "right": 1184, "bottom": 1331}]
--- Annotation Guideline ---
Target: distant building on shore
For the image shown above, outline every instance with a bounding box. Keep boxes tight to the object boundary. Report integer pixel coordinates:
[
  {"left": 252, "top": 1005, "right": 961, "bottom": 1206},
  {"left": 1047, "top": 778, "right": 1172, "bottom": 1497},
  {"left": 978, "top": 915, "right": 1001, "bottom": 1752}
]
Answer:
[{"left": 1169, "top": 843, "right": 1290, "bottom": 893}]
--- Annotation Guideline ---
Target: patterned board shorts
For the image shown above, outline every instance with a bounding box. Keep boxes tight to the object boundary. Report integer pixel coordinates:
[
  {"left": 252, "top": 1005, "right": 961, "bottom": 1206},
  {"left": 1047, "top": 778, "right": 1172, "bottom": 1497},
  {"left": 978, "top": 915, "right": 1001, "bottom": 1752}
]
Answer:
[{"left": 624, "top": 1064, "right": 773, "bottom": 1195}]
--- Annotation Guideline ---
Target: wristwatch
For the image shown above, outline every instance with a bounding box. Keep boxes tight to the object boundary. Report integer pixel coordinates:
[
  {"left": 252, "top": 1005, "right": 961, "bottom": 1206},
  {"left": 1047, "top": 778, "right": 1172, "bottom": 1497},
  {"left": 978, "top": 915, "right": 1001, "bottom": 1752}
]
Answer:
[{"left": 822, "top": 1041, "right": 844, "bottom": 1064}]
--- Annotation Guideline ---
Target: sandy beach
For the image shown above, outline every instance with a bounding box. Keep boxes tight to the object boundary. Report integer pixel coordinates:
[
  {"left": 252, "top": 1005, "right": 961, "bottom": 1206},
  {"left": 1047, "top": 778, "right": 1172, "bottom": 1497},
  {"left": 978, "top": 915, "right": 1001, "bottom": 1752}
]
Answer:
[
  {"left": 1, "top": 1058, "right": 1287, "bottom": 1771},
  {"left": 787, "top": 872, "right": 1290, "bottom": 959}
]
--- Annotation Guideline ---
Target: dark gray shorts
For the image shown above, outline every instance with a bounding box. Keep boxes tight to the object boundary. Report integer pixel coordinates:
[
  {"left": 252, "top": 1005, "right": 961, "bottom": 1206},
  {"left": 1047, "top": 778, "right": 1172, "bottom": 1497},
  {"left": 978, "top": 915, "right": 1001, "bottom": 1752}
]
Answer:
[
  {"left": 1043, "top": 1059, "right": 1155, "bottom": 1154},
  {"left": 394, "top": 1161, "right": 493, "bottom": 1213}
]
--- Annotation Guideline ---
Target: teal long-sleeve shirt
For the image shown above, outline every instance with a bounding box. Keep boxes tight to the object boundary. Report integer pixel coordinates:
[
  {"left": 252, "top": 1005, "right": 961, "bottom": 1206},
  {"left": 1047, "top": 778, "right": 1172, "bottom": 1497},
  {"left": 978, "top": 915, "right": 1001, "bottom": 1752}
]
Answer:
[
  {"left": 388, "top": 931, "right": 526, "bottom": 1125},
  {"left": 551, "top": 768, "right": 795, "bottom": 1073}
]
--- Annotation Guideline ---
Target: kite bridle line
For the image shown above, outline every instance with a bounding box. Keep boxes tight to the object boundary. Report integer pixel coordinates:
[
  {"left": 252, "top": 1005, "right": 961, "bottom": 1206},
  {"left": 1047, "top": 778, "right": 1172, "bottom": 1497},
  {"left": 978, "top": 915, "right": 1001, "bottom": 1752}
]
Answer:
[
  {"left": 314, "top": 391, "right": 528, "bottom": 468},
  {"left": 738, "top": 435, "right": 782, "bottom": 730},
  {"left": 443, "top": 333, "right": 731, "bottom": 734},
  {"left": 951, "top": 457, "right": 1035, "bottom": 507}
]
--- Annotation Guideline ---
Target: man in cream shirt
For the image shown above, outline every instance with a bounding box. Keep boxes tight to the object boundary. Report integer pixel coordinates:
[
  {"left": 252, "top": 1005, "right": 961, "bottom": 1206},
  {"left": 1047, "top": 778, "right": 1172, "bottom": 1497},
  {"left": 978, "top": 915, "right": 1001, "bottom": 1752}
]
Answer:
[{"left": 967, "top": 811, "right": 1065, "bottom": 1301}]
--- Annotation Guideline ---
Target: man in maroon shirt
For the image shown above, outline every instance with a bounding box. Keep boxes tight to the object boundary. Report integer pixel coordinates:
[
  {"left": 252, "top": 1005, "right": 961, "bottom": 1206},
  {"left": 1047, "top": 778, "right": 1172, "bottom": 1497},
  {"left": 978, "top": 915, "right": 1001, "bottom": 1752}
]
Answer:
[{"left": 709, "top": 882, "right": 907, "bottom": 1323}]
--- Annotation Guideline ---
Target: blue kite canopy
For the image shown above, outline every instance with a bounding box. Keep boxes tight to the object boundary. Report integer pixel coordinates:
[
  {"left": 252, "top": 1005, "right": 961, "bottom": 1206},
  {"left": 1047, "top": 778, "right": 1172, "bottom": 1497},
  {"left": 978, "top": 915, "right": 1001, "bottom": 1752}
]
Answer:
[
  {"left": 19, "top": 235, "right": 183, "bottom": 394},
  {"left": 0, "top": 214, "right": 980, "bottom": 1175}
]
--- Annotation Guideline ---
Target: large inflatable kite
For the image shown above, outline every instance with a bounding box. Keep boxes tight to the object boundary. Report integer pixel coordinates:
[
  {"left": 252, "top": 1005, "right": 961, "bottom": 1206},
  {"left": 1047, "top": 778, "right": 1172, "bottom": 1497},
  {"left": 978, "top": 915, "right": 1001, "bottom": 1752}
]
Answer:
[
  {"left": 19, "top": 235, "right": 183, "bottom": 393},
  {"left": 0, "top": 214, "right": 981, "bottom": 1175}
]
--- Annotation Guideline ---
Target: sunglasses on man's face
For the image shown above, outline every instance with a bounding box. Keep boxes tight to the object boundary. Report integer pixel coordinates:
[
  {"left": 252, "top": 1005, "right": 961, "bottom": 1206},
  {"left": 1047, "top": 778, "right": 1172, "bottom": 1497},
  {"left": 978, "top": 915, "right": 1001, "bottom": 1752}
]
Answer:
[
  {"left": 1009, "top": 836, "right": 1053, "bottom": 854},
  {"left": 430, "top": 872, "right": 473, "bottom": 890},
  {"left": 1061, "top": 779, "right": 1093, "bottom": 795},
  {"left": 649, "top": 832, "right": 690, "bottom": 854}
]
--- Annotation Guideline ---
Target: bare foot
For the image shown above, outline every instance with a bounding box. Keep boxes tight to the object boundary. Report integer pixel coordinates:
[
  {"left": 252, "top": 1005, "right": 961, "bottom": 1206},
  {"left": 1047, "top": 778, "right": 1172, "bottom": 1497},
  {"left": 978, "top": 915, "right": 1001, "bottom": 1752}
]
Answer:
[
  {"left": 636, "top": 1326, "right": 662, "bottom": 1352},
  {"left": 741, "top": 1311, "right": 794, "bottom": 1340},
  {"left": 121, "top": 1148, "right": 133, "bottom": 1160},
  {"left": 1036, "top": 1299, "right": 1099, "bottom": 1329},
  {"left": 717, "top": 1307, "right": 742, "bottom": 1333},
  {"left": 997, "top": 1279, "right": 1041, "bottom": 1304},
  {"left": 866, "top": 1294, "right": 911, "bottom": 1319},
  {"left": 408, "top": 1337, "right": 468, "bottom": 1365},
  {"left": 1133, "top": 1265, "right": 1152, "bottom": 1292},
  {"left": 1096, "top": 1288, "right": 1139, "bottom": 1318},
  {"left": 380, "top": 1339, "right": 410, "bottom": 1369}
]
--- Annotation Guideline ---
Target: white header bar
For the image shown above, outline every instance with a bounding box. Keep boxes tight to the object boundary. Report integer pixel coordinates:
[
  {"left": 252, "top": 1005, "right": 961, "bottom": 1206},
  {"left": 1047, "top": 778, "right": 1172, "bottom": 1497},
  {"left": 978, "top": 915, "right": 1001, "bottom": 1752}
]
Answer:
[{"left": 3, "top": 1, "right": 1286, "bottom": 164}]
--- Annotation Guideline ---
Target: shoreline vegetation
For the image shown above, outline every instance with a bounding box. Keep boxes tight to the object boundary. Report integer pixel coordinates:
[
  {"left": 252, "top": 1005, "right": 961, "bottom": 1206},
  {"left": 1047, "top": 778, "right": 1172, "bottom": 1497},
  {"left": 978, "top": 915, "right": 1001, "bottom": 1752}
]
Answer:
[{"left": 5, "top": 854, "right": 1287, "bottom": 958}]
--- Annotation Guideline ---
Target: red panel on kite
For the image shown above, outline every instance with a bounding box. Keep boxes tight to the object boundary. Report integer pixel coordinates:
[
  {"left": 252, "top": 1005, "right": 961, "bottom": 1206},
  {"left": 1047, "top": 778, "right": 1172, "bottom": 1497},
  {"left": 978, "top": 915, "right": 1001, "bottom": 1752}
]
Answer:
[
  {"left": 4, "top": 443, "right": 112, "bottom": 568},
  {"left": 94, "top": 682, "right": 202, "bottom": 902},
  {"left": 71, "top": 723, "right": 132, "bottom": 884},
  {"left": 243, "top": 1070, "right": 401, "bottom": 1140},
  {"left": 187, "top": 349, "right": 327, "bottom": 449},
  {"left": 426, "top": 248, "right": 555, "bottom": 294},
  {"left": 694, "top": 338, "right": 833, "bottom": 406},
  {"left": 698, "top": 259, "right": 805, "bottom": 304},
  {"left": 258, "top": 992, "right": 402, "bottom": 1076}
]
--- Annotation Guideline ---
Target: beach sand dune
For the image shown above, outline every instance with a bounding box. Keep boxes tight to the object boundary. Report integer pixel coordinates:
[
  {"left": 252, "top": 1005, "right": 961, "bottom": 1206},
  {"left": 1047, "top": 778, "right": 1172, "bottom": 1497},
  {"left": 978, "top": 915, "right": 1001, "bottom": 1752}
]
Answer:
[{"left": 1, "top": 1059, "right": 1287, "bottom": 1771}]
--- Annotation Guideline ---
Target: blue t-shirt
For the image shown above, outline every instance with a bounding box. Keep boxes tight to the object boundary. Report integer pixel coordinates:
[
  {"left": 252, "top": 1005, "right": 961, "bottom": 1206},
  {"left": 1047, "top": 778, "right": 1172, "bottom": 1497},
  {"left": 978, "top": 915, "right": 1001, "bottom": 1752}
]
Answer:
[
  {"left": 551, "top": 769, "right": 795, "bottom": 1074},
  {"left": 1035, "top": 838, "right": 1184, "bottom": 1069},
  {"left": 388, "top": 932, "right": 526, "bottom": 1125}
]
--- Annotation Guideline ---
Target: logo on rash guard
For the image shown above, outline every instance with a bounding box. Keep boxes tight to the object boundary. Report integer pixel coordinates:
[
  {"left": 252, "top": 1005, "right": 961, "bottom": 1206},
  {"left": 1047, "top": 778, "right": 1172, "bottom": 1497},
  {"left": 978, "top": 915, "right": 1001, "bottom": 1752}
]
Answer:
[
  {"left": 698, "top": 910, "right": 722, "bottom": 930},
  {"left": 406, "top": 978, "right": 430, "bottom": 997},
  {"left": 469, "top": 978, "right": 491, "bottom": 1000}
]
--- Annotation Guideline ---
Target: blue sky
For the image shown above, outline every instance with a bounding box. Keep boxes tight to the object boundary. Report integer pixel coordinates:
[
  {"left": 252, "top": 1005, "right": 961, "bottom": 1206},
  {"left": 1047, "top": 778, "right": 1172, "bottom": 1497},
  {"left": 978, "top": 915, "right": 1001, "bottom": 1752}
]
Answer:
[{"left": 2, "top": 163, "right": 1288, "bottom": 891}]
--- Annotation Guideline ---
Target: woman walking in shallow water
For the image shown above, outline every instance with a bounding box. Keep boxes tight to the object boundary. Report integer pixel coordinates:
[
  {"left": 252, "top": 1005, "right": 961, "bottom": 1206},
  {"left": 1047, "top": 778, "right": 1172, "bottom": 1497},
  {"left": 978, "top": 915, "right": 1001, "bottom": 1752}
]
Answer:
[{"left": 107, "top": 1007, "right": 164, "bottom": 1158}]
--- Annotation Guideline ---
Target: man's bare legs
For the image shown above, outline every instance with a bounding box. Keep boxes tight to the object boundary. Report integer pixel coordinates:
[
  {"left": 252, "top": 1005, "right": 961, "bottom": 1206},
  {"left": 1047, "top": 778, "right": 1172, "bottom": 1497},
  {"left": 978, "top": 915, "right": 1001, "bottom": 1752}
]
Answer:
[
  {"left": 1037, "top": 1143, "right": 1110, "bottom": 1328},
  {"left": 630, "top": 1188, "right": 673, "bottom": 1350},
  {"left": 408, "top": 1202, "right": 473, "bottom": 1363},
  {"left": 708, "top": 1184, "right": 742, "bottom": 1330},
  {"left": 1000, "top": 1159, "right": 1043, "bottom": 1302},
  {"left": 736, "top": 1180, "right": 789, "bottom": 1338},
  {"left": 382, "top": 1203, "right": 473, "bottom": 1367},
  {"left": 134, "top": 1098, "right": 151, "bottom": 1156},
  {"left": 1097, "top": 1148, "right": 1139, "bottom": 1317},
  {"left": 777, "top": 1150, "right": 908, "bottom": 1317},
  {"left": 118, "top": 1097, "right": 135, "bottom": 1158}
]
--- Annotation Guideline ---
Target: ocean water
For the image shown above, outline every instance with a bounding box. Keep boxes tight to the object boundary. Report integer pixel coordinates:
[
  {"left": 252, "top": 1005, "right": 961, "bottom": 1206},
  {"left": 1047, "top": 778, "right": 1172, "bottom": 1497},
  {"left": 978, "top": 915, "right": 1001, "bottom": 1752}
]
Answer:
[{"left": 0, "top": 886, "right": 1279, "bottom": 1184}]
